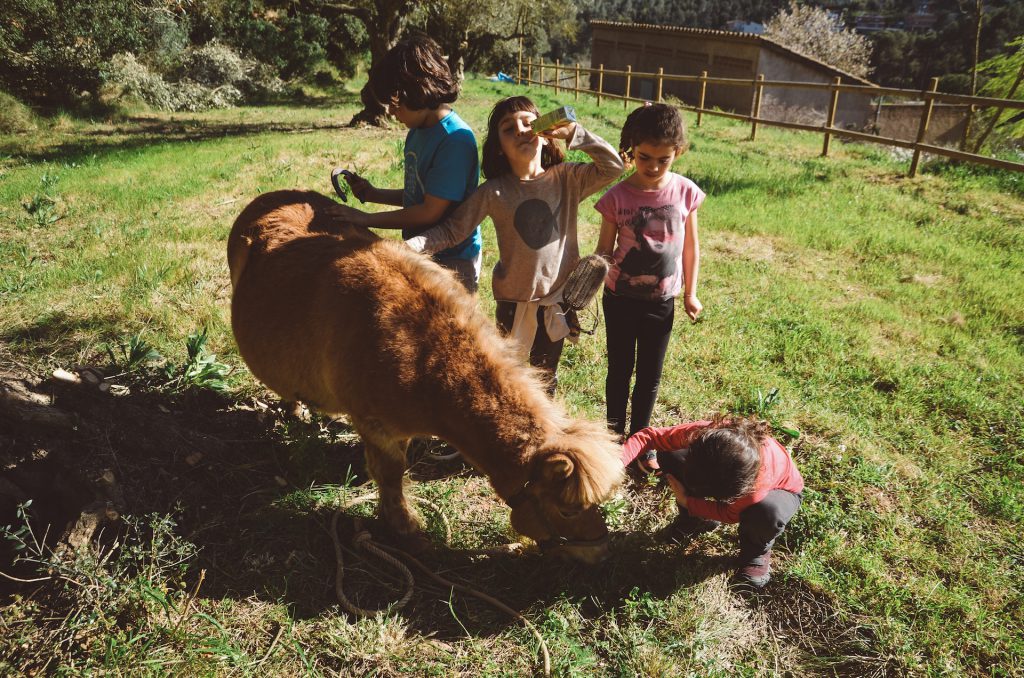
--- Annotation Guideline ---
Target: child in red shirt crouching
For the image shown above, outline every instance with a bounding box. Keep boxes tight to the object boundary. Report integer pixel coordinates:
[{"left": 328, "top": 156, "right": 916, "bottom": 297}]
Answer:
[{"left": 622, "top": 416, "right": 804, "bottom": 588}]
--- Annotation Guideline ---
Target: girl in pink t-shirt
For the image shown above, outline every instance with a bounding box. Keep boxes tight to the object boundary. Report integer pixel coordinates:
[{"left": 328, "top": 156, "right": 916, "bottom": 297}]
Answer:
[{"left": 594, "top": 103, "right": 705, "bottom": 438}]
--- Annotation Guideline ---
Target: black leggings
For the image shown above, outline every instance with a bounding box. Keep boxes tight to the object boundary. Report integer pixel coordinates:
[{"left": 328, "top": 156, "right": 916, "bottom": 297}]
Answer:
[
  {"left": 495, "top": 301, "right": 565, "bottom": 394},
  {"left": 603, "top": 290, "right": 675, "bottom": 436}
]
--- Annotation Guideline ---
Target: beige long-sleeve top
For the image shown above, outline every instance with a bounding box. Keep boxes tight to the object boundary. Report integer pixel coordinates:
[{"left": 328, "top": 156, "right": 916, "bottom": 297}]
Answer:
[{"left": 407, "top": 124, "right": 623, "bottom": 302}]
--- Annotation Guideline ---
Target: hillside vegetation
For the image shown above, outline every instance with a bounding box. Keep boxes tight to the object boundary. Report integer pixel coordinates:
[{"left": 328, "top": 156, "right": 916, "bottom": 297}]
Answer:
[{"left": 1, "top": 76, "right": 1022, "bottom": 675}]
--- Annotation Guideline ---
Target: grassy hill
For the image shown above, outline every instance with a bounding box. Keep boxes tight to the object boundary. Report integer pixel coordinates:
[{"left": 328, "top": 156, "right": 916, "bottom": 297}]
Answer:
[{"left": 1, "top": 75, "right": 1022, "bottom": 675}]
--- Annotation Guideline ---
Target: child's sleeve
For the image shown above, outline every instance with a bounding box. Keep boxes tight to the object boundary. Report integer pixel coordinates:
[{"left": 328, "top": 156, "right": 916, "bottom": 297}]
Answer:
[
  {"left": 683, "top": 177, "right": 707, "bottom": 214},
  {"left": 406, "top": 184, "right": 491, "bottom": 254},
  {"left": 685, "top": 497, "right": 741, "bottom": 523},
  {"left": 567, "top": 125, "right": 624, "bottom": 199},
  {"left": 594, "top": 186, "right": 617, "bottom": 223},
  {"left": 621, "top": 423, "right": 702, "bottom": 466}
]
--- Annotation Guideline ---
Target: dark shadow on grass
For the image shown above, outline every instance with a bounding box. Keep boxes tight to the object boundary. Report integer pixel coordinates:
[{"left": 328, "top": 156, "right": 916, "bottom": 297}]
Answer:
[
  {"left": 1, "top": 310, "right": 134, "bottom": 354},
  {"left": 749, "top": 577, "right": 907, "bottom": 674},
  {"left": 0, "top": 365, "right": 737, "bottom": 644},
  {"left": 6, "top": 118, "right": 356, "bottom": 167}
]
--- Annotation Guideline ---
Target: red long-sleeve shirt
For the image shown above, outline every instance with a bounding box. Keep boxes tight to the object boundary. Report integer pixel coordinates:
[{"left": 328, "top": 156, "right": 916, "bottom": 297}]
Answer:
[{"left": 622, "top": 422, "right": 804, "bottom": 524}]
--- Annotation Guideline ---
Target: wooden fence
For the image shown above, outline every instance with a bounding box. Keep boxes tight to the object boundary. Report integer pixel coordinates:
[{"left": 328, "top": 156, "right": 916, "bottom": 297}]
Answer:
[{"left": 515, "top": 57, "right": 1024, "bottom": 177}]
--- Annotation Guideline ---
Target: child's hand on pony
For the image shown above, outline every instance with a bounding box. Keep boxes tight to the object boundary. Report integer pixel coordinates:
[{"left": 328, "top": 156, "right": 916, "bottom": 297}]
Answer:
[{"left": 324, "top": 202, "right": 370, "bottom": 226}]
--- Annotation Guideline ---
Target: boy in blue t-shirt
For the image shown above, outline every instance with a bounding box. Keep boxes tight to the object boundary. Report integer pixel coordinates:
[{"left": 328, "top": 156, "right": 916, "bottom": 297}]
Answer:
[{"left": 326, "top": 33, "right": 482, "bottom": 292}]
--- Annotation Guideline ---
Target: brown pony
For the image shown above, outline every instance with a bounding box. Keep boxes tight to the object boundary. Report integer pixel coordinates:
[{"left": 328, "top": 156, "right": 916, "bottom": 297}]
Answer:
[{"left": 228, "top": 190, "right": 624, "bottom": 563}]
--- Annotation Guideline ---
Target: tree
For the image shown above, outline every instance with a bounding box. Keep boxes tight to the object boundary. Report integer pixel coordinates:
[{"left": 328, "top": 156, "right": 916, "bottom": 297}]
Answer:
[
  {"left": 411, "top": 0, "right": 578, "bottom": 81},
  {"left": 1, "top": 0, "right": 150, "bottom": 105},
  {"left": 972, "top": 35, "right": 1024, "bottom": 152},
  {"left": 281, "top": 0, "right": 417, "bottom": 125},
  {"left": 764, "top": 1, "right": 873, "bottom": 79}
]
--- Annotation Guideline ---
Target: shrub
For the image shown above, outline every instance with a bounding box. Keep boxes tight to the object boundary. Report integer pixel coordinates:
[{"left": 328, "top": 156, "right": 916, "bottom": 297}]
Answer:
[
  {"left": 178, "top": 40, "right": 248, "bottom": 88},
  {"left": 0, "top": 91, "right": 38, "bottom": 134},
  {"left": 103, "top": 41, "right": 281, "bottom": 112},
  {"left": 103, "top": 53, "right": 176, "bottom": 110}
]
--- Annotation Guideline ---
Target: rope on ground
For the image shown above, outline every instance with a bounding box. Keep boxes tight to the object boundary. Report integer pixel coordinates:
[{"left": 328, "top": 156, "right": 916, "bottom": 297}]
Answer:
[
  {"left": 330, "top": 488, "right": 551, "bottom": 676},
  {"left": 374, "top": 541, "right": 551, "bottom": 676},
  {"left": 330, "top": 493, "right": 416, "bottom": 617}
]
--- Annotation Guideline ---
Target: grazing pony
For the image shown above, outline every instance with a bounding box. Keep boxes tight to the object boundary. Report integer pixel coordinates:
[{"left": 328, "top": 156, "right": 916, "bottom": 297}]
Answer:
[{"left": 228, "top": 191, "right": 624, "bottom": 563}]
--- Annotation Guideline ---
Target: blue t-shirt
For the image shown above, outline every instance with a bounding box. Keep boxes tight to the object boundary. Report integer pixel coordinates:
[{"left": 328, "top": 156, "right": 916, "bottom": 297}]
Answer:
[{"left": 402, "top": 110, "right": 482, "bottom": 261}]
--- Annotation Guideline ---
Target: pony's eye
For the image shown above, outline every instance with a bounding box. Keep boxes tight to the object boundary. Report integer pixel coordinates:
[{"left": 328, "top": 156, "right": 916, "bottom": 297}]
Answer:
[{"left": 557, "top": 507, "right": 582, "bottom": 520}]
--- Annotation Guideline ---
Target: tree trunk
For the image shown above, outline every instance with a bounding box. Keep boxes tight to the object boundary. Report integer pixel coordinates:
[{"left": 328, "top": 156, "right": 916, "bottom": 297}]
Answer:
[{"left": 346, "top": 0, "right": 415, "bottom": 127}]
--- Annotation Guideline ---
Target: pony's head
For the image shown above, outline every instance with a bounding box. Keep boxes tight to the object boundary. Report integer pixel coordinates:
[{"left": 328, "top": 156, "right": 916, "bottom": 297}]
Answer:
[{"left": 506, "top": 419, "right": 625, "bottom": 564}]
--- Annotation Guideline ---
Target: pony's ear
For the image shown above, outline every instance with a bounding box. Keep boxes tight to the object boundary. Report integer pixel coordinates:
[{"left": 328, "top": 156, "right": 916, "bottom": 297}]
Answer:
[{"left": 539, "top": 453, "right": 575, "bottom": 482}]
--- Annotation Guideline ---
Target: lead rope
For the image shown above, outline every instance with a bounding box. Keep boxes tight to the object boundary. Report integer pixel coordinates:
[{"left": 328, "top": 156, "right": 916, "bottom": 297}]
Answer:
[{"left": 331, "top": 490, "right": 552, "bottom": 676}]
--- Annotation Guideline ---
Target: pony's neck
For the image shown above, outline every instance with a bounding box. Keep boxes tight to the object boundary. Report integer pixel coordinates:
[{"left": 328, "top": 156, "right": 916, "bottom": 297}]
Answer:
[{"left": 437, "top": 371, "right": 556, "bottom": 502}]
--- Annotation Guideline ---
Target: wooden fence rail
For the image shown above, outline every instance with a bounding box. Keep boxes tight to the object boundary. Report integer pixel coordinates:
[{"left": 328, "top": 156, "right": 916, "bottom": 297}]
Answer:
[{"left": 516, "top": 58, "right": 1024, "bottom": 177}]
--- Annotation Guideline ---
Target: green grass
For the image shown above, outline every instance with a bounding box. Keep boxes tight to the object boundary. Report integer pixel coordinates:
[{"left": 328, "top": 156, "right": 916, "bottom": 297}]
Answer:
[{"left": 1, "top": 74, "right": 1023, "bottom": 675}]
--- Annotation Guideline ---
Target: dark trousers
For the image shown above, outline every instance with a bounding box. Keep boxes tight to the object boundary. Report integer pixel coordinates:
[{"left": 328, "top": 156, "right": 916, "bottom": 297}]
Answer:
[
  {"left": 495, "top": 300, "right": 564, "bottom": 394},
  {"left": 603, "top": 290, "right": 675, "bottom": 436},
  {"left": 679, "top": 490, "right": 801, "bottom": 559},
  {"left": 737, "top": 490, "right": 802, "bottom": 560}
]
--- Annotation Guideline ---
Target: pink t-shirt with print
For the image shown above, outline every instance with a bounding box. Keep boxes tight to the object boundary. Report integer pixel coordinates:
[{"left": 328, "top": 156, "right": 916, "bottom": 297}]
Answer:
[{"left": 594, "top": 173, "right": 705, "bottom": 301}]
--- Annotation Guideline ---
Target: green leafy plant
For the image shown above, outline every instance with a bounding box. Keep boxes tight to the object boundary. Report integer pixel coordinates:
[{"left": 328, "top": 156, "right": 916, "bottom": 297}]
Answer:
[
  {"left": 599, "top": 493, "right": 629, "bottom": 529},
  {"left": 734, "top": 386, "right": 801, "bottom": 441},
  {"left": 21, "top": 171, "right": 62, "bottom": 226},
  {"left": 164, "top": 328, "right": 231, "bottom": 392},
  {"left": 1, "top": 502, "right": 202, "bottom": 671},
  {"left": 105, "top": 332, "right": 162, "bottom": 372}
]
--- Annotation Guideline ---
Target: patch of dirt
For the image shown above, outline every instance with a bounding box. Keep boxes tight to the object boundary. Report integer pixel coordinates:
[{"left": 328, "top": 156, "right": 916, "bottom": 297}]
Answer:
[
  {"left": 710, "top": 231, "right": 776, "bottom": 262},
  {"left": 754, "top": 577, "right": 908, "bottom": 676}
]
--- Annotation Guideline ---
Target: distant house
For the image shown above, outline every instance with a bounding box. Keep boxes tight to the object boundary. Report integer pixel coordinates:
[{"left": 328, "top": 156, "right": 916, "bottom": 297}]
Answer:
[
  {"left": 904, "top": 10, "right": 937, "bottom": 32},
  {"left": 590, "top": 20, "right": 878, "bottom": 129},
  {"left": 854, "top": 13, "right": 888, "bottom": 33}
]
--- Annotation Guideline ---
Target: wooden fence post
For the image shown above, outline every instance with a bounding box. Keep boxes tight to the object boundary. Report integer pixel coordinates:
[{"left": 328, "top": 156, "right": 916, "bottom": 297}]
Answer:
[
  {"left": 554, "top": 59, "right": 560, "bottom": 95},
  {"left": 697, "top": 70, "right": 708, "bottom": 126},
  {"left": 575, "top": 63, "right": 580, "bottom": 101},
  {"left": 539, "top": 58, "right": 544, "bottom": 89},
  {"left": 909, "top": 77, "right": 940, "bottom": 177},
  {"left": 517, "top": 38, "right": 523, "bottom": 85},
  {"left": 822, "top": 76, "right": 842, "bottom": 157},
  {"left": 527, "top": 58, "right": 532, "bottom": 86},
  {"left": 750, "top": 74, "right": 764, "bottom": 140},
  {"left": 656, "top": 67, "right": 664, "bottom": 103},
  {"left": 624, "top": 65, "right": 632, "bottom": 108},
  {"left": 598, "top": 64, "right": 604, "bottom": 106}
]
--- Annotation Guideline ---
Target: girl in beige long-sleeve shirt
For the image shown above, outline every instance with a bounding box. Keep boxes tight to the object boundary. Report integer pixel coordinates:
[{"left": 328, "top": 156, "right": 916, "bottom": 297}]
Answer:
[{"left": 408, "top": 96, "right": 623, "bottom": 391}]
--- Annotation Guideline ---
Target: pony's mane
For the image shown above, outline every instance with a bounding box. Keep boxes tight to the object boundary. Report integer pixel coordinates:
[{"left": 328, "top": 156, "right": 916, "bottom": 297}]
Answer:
[
  {"left": 383, "top": 240, "right": 572, "bottom": 435},
  {"left": 558, "top": 417, "right": 626, "bottom": 506},
  {"left": 381, "top": 246, "right": 624, "bottom": 505}
]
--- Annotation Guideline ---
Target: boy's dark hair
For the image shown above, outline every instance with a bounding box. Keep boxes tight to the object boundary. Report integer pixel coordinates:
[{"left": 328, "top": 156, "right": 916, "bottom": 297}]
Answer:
[
  {"left": 481, "top": 96, "right": 566, "bottom": 180},
  {"left": 657, "top": 415, "right": 768, "bottom": 502},
  {"left": 619, "top": 103, "right": 688, "bottom": 162},
  {"left": 369, "top": 33, "right": 459, "bottom": 111}
]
